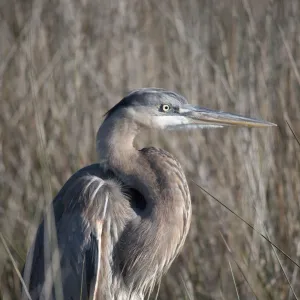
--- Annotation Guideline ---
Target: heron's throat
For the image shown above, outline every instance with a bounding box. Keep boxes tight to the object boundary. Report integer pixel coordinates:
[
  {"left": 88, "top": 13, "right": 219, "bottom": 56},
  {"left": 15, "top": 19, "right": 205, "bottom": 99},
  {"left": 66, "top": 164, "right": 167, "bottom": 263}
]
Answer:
[
  {"left": 96, "top": 115, "right": 160, "bottom": 208},
  {"left": 96, "top": 115, "right": 140, "bottom": 170}
]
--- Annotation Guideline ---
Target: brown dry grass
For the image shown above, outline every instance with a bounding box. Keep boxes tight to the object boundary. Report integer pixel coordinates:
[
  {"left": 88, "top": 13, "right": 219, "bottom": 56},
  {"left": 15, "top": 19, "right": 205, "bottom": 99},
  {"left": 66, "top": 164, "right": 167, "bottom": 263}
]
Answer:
[{"left": 1, "top": 0, "right": 300, "bottom": 299}]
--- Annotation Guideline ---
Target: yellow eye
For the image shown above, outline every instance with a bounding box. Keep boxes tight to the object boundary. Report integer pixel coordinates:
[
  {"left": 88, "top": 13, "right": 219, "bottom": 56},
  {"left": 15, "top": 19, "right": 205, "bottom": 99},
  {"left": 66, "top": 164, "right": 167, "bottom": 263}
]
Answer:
[{"left": 162, "top": 104, "right": 170, "bottom": 112}]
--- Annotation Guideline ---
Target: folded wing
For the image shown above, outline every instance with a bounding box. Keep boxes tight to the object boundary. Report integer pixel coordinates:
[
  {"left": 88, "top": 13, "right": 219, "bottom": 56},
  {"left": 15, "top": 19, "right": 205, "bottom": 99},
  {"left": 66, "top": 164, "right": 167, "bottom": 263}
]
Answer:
[{"left": 22, "top": 164, "right": 117, "bottom": 300}]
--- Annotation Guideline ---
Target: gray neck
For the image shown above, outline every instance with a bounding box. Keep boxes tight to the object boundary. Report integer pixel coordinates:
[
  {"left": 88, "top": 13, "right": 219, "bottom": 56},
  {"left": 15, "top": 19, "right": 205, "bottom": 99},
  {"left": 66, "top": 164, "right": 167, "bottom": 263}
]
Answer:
[
  {"left": 96, "top": 114, "right": 139, "bottom": 169},
  {"left": 96, "top": 114, "right": 157, "bottom": 205},
  {"left": 96, "top": 114, "right": 191, "bottom": 296}
]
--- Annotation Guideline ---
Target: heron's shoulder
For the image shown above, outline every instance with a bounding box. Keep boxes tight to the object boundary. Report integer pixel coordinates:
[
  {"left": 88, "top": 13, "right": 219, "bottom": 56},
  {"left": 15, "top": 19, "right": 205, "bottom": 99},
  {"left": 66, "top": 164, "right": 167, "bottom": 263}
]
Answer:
[
  {"left": 51, "top": 164, "right": 129, "bottom": 221},
  {"left": 60, "top": 163, "right": 122, "bottom": 193},
  {"left": 59, "top": 163, "right": 113, "bottom": 187},
  {"left": 53, "top": 164, "right": 120, "bottom": 204}
]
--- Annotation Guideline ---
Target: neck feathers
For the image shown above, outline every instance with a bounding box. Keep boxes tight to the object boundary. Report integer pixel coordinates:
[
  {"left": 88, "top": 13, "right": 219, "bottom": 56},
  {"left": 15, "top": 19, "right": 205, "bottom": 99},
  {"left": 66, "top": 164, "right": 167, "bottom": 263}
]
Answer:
[
  {"left": 97, "top": 115, "right": 138, "bottom": 167},
  {"left": 96, "top": 115, "right": 192, "bottom": 298}
]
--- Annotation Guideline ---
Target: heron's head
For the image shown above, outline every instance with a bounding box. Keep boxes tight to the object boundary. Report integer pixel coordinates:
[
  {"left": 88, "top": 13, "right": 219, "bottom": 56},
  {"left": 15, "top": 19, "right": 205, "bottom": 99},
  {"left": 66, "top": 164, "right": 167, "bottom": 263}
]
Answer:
[{"left": 104, "top": 88, "right": 276, "bottom": 131}]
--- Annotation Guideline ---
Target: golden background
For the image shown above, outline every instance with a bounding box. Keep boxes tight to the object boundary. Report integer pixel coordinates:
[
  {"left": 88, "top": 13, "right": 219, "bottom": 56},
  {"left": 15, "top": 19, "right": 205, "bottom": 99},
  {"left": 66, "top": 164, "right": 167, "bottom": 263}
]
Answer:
[{"left": 1, "top": 0, "right": 299, "bottom": 299}]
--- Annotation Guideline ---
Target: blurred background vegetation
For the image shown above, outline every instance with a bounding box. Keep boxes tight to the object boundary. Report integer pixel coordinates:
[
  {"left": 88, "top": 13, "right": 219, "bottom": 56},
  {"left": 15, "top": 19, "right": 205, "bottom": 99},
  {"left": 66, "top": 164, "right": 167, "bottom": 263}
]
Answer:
[{"left": 1, "top": 0, "right": 300, "bottom": 299}]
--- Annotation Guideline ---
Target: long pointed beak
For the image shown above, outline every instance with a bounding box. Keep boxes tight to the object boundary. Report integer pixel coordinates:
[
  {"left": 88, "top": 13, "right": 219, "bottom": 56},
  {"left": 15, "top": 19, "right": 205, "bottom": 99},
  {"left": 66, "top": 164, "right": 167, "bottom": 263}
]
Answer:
[{"left": 178, "top": 105, "right": 276, "bottom": 128}]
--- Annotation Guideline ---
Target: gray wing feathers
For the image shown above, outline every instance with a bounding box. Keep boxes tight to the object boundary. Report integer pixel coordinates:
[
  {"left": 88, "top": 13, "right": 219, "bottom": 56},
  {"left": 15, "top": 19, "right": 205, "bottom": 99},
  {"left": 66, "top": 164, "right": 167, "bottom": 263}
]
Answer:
[{"left": 22, "top": 166, "right": 111, "bottom": 300}]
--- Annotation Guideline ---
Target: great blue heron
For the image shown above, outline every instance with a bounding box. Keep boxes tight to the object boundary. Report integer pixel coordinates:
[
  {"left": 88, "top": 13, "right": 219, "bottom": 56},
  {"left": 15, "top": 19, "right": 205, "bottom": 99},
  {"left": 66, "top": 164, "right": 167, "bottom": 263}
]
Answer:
[{"left": 22, "top": 88, "right": 275, "bottom": 300}]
